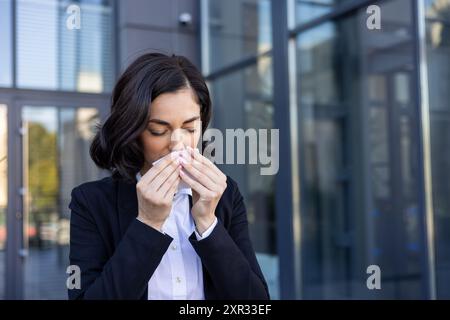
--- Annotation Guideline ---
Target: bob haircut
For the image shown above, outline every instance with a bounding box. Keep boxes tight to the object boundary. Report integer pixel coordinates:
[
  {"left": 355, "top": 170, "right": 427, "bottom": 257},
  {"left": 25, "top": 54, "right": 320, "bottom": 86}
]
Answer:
[{"left": 90, "top": 53, "right": 212, "bottom": 182}]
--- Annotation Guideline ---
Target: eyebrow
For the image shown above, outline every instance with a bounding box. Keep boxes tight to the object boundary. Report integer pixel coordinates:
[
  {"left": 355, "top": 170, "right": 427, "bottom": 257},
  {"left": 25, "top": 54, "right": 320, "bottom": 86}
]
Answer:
[{"left": 148, "top": 116, "right": 200, "bottom": 126}]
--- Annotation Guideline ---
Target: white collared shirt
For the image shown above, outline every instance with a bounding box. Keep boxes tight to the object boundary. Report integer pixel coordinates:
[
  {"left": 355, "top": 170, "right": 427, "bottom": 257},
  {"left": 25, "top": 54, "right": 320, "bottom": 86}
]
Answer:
[{"left": 135, "top": 172, "right": 218, "bottom": 300}]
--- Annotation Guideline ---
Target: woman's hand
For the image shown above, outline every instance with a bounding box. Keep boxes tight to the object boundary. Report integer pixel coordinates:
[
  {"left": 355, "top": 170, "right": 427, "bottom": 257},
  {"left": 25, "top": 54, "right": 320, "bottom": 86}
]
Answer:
[
  {"left": 136, "top": 156, "right": 181, "bottom": 231},
  {"left": 179, "top": 146, "right": 227, "bottom": 235}
]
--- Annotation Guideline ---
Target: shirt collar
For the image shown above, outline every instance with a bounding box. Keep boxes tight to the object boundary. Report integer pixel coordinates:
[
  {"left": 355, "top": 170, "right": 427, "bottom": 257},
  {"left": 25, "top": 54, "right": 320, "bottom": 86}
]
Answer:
[{"left": 136, "top": 172, "right": 192, "bottom": 196}]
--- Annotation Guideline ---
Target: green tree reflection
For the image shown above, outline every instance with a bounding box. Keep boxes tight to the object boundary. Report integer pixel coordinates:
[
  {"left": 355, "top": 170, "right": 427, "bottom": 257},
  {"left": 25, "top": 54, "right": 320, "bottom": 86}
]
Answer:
[{"left": 27, "top": 123, "right": 58, "bottom": 248}]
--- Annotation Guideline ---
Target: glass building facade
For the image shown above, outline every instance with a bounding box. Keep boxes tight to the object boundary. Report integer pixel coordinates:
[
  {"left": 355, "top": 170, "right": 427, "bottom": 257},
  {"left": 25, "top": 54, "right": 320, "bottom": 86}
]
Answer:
[
  {"left": 0, "top": 0, "right": 112, "bottom": 299},
  {"left": 202, "top": 0, "right": 450, "bottom": 299},
  {"left": 0, "top": 0, "right": 449, "bottom": 299}
]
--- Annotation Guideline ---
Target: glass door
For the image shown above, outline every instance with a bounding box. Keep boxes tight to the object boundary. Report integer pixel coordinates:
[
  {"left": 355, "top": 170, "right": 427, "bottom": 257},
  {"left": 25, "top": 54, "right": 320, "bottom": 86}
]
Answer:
[{"left": 20, "top": 105, "right": 102, "bottom": 299}]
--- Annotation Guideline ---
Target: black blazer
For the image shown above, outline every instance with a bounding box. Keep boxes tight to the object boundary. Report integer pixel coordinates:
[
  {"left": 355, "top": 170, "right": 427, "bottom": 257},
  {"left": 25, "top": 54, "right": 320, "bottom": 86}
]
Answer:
[{"left": 68, "top": 175, "right": 270, "bottom": 300}]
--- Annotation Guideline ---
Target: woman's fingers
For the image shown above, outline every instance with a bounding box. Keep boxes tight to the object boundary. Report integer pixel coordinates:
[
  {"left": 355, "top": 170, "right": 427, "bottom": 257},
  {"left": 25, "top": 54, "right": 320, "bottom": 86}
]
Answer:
[
  {"left": 187, "top": 147, "right": 226, "bottom": 182},
  {"left": 179, "top": 156, "right": 219, "bottom": 191},
  {"left": 180, "top": 169, "right": 215, "bottom": 199},
  {"left": 179, "top": 155, "right": 216, "bottom": 185},
  {"left": 139, "top": 148, "right": 226, "bottom": 202},
  {"left": 182, "top": 147, "right": 227, "bottom": 187},
  {"left": 139, "top": 154, "right": 177, "bottom": 185},
  {"left": 179, "top": 149, "right": 217, "bottom": 184},
  {"left": 163, "top": 176, "right": 180, "bottom": 199},
  {"left": 159, "top": 165, "right": 181, "bottom": 195},
  {"left": 150, "top": 158, "right": 180, "bottom": 191}
]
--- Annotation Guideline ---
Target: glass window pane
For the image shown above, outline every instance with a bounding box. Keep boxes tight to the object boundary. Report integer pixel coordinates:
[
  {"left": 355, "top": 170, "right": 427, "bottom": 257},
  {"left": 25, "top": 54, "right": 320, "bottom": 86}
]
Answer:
[
  {"left": 0, "top": 104, "right": 7, "bottom": 299},
  {"left": 425, "top": 0, "right": 450, "bottom": 299},
  {"left": 296, "top": 0, "right": 423, "bottom": 299},
  {"left": 295, "top": 0, "right": 352, "bottom": 26},
  {"left": 22, "top": 106, "right": 101, "bottom": 299},
  {"left": 210, "top": 56, "right": 278, "bottom": 298},
  {"left": 425, "top": 0, "right": 450, "bottom": 19},
  {"left": 207, "top": 0, "right": 271, "bottom": 74},
  {"left": 0, "top": 0, "right": 12, "bottom": 87},
  {"left": 17, "top": 0, "right": 114, "bottom": 93}
]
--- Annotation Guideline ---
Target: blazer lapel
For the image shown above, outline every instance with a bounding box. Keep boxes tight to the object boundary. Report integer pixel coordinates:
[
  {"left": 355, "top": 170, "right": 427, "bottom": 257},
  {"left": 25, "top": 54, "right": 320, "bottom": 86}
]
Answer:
[{"left": 117, "top": 179, "right": 139, "bottom": 238}]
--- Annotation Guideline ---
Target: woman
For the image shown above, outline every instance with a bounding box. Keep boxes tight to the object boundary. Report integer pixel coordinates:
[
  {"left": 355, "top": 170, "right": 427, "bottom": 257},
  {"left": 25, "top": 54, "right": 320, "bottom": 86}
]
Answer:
[{"left": 68, "top": 53, "right": 269, "bottom": 300}]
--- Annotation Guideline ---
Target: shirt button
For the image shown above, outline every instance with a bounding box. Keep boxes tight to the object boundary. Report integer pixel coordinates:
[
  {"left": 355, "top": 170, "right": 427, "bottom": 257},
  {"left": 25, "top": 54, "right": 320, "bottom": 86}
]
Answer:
[
  {"left": 171, "top": 244, "right": 177, "bottom": 250},
  {"left": 176, "top": 277, "right": 181, "bottom": 283}
]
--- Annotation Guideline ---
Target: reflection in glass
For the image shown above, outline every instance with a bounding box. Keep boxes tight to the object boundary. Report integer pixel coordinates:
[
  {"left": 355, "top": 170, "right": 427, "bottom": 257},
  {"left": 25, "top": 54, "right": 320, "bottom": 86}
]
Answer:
[
  {"left": 0, "top": 105, "right": 7, "bottom": 299},
  {"left": 210, "top": 56, "right": 278, "bottom": 298},
  {"left": 296, "top": 0, "right": 425, "bottom": 299},
  {"left": 22, "top": 106, "right": 100, "bottom": 299},
  {"left": 17, "top": 0, "right": 114, "bottom": 92},
  {"left": 295, "top": 0, "right": 351, "bottom": 26},
  {"left": 0, "top": 0, "right": 12, "bottom": 87},
  {"left": 425, "top": 0, "right": 450, "bottom": 299},
  {"left": 207, "top": 0, "right": 271, "bottom": 73}
]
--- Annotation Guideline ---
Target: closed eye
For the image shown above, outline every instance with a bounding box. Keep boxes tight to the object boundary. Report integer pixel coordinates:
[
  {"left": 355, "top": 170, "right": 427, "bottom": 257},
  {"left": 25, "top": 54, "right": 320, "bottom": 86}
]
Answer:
[{"left": 148, "top": 129, "right": 167, "bottom": 136}]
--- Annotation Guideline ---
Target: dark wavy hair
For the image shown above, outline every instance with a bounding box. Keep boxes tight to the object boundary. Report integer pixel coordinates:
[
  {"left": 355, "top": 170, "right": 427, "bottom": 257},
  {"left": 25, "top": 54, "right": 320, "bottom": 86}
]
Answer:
[{"left": 90, "top": 53, "right": 212, "bottom": 182}]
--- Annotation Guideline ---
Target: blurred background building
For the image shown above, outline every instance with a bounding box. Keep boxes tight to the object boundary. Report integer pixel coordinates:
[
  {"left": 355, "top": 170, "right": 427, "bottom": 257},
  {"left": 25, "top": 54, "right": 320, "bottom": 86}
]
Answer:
[{"left": 0, "top": 0, "right": 449, "bottom": 299}]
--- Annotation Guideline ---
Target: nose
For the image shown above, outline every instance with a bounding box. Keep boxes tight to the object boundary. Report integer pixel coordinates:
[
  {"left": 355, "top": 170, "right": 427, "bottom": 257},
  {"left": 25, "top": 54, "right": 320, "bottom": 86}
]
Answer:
[{"left": 170, "top": 128, "right": 187, "bottom": 151}]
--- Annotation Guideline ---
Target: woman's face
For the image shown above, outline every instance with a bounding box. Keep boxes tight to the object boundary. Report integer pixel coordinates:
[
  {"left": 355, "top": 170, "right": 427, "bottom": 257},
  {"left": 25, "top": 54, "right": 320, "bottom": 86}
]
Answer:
[{"left": 139, "top": 88, "right": 202, "bottom": 172}]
